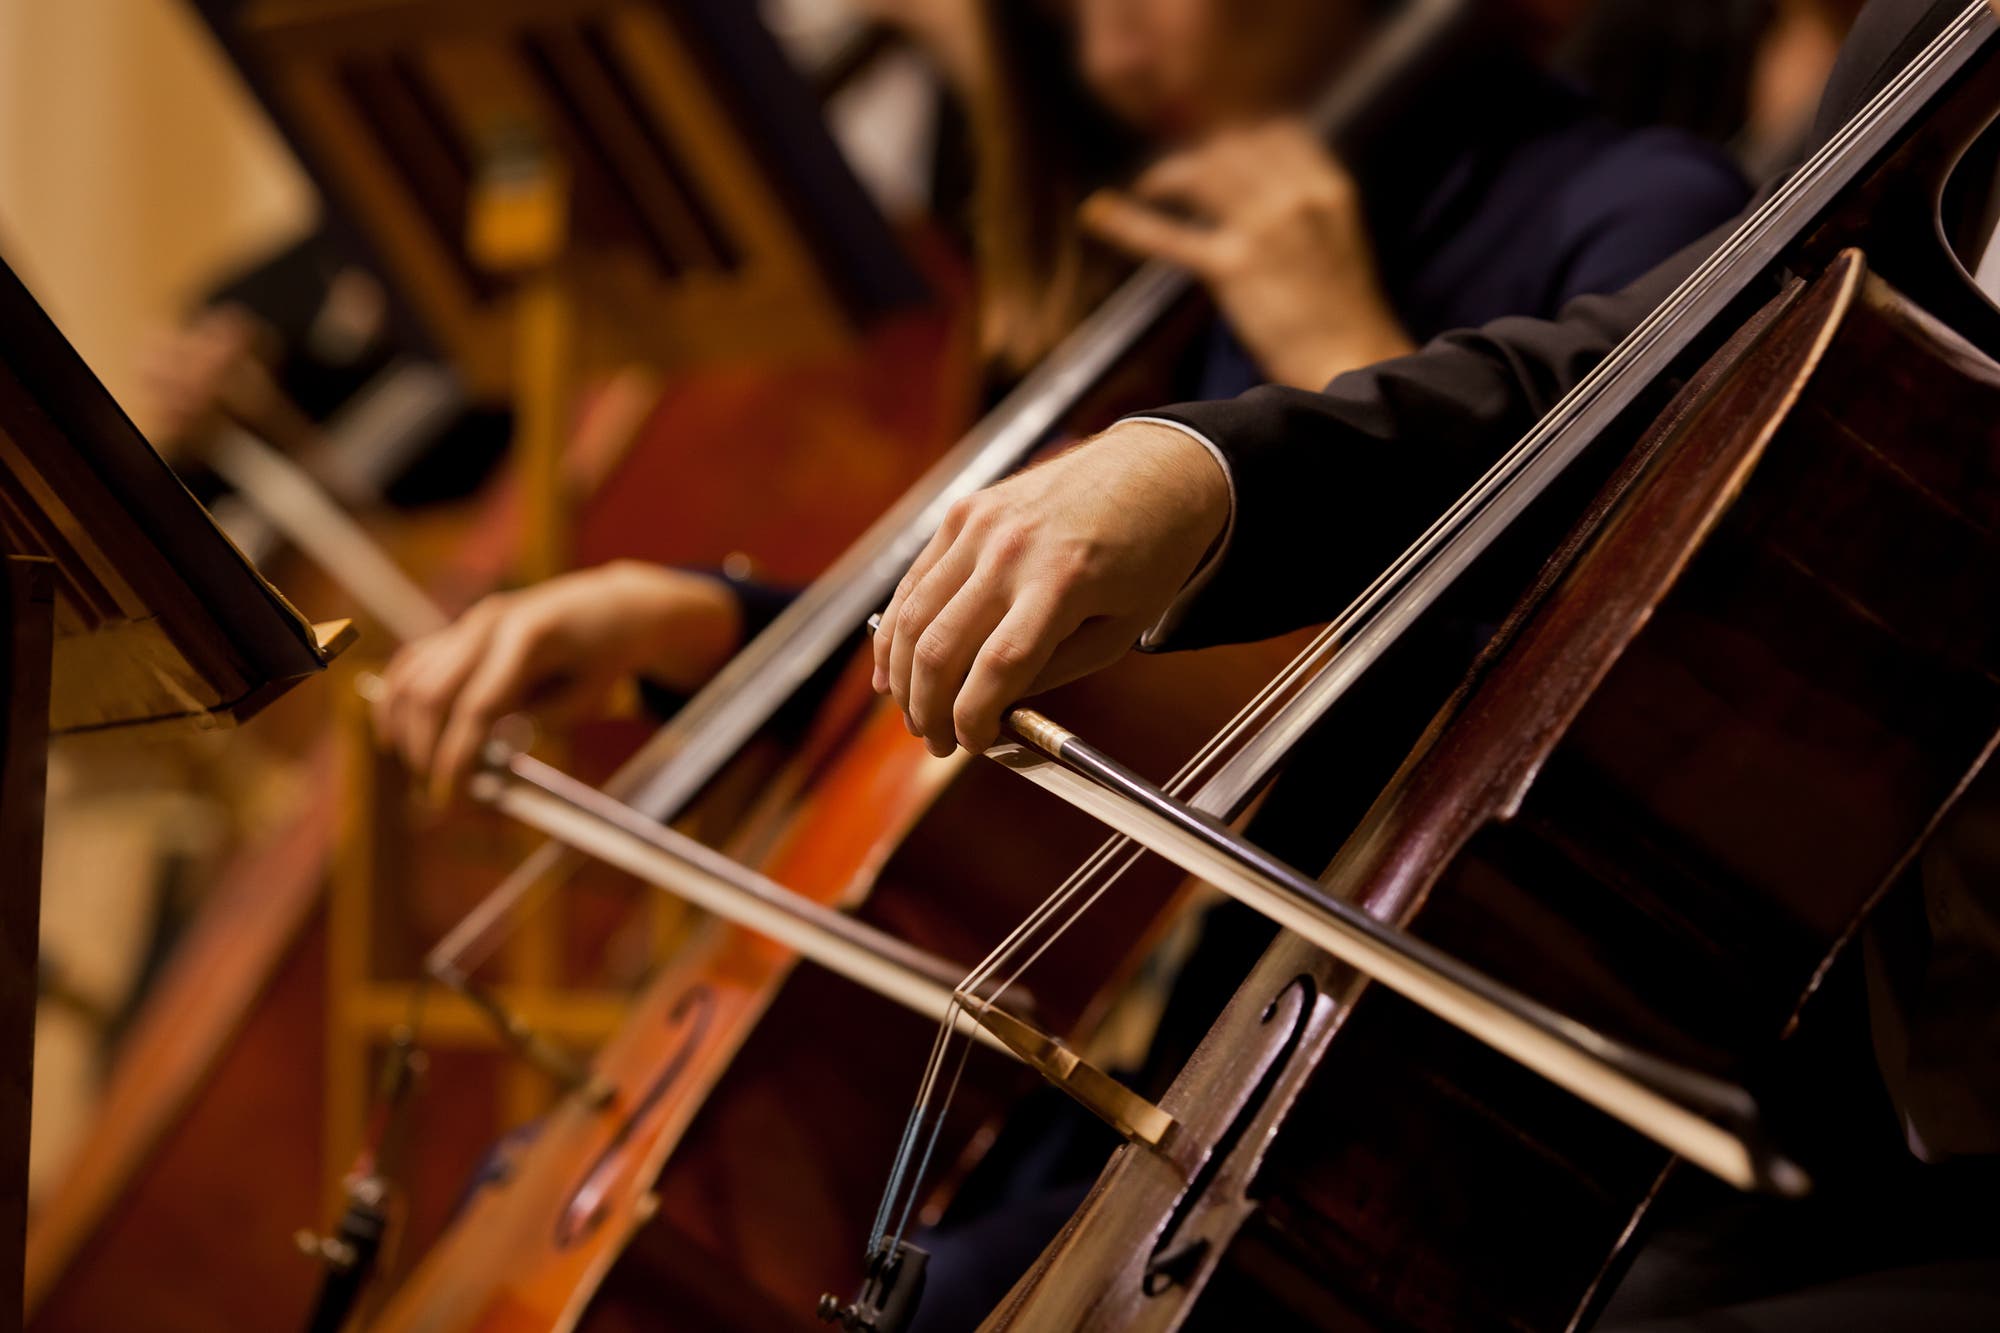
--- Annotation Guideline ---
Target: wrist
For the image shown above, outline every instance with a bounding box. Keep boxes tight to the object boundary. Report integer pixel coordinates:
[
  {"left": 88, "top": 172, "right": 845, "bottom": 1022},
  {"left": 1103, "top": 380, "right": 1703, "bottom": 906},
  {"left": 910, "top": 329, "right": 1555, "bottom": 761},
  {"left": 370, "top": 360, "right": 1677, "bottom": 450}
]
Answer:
[
  {"left": 1106, "top": 421, "right": 1231, "bottom": 555},
  {"left": 609, "top": 562, "right": 745, "bottom": 693}
]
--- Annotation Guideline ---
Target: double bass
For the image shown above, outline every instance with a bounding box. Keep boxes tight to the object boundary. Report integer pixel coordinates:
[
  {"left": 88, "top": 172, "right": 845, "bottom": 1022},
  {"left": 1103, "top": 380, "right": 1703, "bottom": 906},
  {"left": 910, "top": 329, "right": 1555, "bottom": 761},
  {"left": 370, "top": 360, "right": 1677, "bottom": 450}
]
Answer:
[{"left": 841, "top": 3, "right": 2000, "bottom": 1329}]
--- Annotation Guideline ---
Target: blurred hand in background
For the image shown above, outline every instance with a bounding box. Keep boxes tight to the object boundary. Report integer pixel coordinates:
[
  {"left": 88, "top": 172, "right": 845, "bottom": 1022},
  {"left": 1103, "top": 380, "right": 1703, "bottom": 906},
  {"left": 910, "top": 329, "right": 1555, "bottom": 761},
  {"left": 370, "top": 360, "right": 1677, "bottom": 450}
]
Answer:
[
  {"left": 1081, "top": 120, "right": 1413, "bottom": 390},
  {"left": 370, "top": 562, "right": 747, "bottom": 806}
]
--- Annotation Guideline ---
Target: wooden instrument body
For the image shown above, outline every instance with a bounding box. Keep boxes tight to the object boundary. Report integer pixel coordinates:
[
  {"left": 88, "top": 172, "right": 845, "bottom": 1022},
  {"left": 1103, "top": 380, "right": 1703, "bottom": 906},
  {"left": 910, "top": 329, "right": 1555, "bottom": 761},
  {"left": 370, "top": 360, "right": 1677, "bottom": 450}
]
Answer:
[
  {"left": 357, "top": 195, "right": 1268, "bottom": 1330},
  {"left": 983, "top": 66, "right": 2000, "bottom": 1333},
  {"left": 24, "top": 296, "right": 974, "bottom": 1333},
  {"left": 350, "top": 9, "right": 1516, "bottom": 1321},
  {"left": 370, "top": 628, "right": 1306, "bottom": 1332}
]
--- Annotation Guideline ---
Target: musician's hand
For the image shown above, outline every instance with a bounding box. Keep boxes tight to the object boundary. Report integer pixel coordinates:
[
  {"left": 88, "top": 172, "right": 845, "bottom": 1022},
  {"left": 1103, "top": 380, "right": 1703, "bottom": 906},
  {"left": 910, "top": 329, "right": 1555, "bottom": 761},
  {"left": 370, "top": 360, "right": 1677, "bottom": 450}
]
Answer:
[
  {"left": 873, "top": 421, "right": 1228, "bottom": 756},
  {"left": 371, "top": 562, "right": 744, "bottom": 806},
  {"left": 1081, "top": 120, "right": 1414, "bottom": 389},
  {"left": 135, "top": 304, "right": 274, "bottom": 457}
]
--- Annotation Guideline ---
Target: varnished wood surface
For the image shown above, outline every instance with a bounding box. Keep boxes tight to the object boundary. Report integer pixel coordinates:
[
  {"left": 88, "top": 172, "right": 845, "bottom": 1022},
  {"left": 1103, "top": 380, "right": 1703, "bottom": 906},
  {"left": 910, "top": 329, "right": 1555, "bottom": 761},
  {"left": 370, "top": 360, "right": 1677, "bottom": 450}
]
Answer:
[
  {"left": 0, "top": 260, "right": 334, "bottom": 737},
  {"left": 986, "top": 241, "right": 2000, "bottom": 1330},
  {"left": 0, "top": 247, "right": 339, "bottom": 1325},
  {"left": 366, "top": 623, "right": 1310, "bottom": 1332},
  {"left": 980, "top": 31, "right": 2000, "bottom": 1325},
  {"left": 1, "top": 557, "right": 54, "bottom": 1333}
]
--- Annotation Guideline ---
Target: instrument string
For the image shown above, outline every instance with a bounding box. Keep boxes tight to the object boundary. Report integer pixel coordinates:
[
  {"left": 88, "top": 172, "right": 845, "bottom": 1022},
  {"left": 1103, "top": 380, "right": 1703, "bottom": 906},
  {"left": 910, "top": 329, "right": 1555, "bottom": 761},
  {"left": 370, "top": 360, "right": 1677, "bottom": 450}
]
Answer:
[
  {"left": 867, "top": 0, "right": 1990, "bottom": 1254},
  {"left": 433, "top": 3, "right": 1481, "bottom": 992}
]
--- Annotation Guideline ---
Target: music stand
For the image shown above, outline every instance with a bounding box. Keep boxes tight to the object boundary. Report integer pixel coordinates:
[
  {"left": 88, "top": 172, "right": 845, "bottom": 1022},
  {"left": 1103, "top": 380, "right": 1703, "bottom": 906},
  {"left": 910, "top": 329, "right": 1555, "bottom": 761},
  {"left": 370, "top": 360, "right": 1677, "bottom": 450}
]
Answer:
[
  {"left": 0, "top": 253, "right": 347, "bottom": 1320},
  {"left": 194, "top": 0, "right": 928, "bottom": 395}
]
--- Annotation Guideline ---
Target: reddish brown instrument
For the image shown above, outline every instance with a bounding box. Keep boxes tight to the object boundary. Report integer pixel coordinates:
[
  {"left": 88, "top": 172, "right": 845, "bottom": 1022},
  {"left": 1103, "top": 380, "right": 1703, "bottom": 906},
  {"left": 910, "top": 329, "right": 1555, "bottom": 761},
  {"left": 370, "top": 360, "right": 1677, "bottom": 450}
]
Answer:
[
  {"left": 366, "top": 579, "right": 1311, "bottom": 1332},
  {"left": 23, "top": 290, "right": 975, "bottom": 1333},
  {"left": 984, "top": 252, "right": 2000, "bottom": 1331},
  {"left": 341, "top": 319, "right": 1360, "bottom": 1333}
]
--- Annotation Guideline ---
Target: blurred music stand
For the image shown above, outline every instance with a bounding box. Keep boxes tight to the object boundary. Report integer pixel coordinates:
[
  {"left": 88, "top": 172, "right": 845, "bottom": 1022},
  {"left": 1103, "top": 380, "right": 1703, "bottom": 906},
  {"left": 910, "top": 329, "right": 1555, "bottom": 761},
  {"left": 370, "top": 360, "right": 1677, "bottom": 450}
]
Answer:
[
  {"left": 202, "top": 0, "right": 927, "bottom": 391},
  {"left": 0, "top": 255, "right": 348, "bottom": 1319},
  {"left": 200, "top": 0, "right": 929, "bottom": 579}
]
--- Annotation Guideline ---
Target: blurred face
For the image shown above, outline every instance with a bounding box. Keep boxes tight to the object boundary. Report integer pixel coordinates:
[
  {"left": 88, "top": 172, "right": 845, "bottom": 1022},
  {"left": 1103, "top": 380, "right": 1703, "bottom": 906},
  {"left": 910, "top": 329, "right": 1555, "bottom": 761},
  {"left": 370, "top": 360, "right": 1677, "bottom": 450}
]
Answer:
[{"left": 1074, "top": 0, "right": 1370, "bottom": 142}]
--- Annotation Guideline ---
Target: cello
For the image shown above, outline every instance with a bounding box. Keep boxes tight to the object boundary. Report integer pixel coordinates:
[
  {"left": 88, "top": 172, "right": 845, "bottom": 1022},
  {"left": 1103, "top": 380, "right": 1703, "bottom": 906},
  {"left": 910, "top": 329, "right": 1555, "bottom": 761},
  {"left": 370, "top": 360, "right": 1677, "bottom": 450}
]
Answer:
[
  {"left": 839, "top": 3, "right": 2000, "bottom": 1329},
  {"left": 359, "top": 3, "right": 1488, "bottom": 1328}
]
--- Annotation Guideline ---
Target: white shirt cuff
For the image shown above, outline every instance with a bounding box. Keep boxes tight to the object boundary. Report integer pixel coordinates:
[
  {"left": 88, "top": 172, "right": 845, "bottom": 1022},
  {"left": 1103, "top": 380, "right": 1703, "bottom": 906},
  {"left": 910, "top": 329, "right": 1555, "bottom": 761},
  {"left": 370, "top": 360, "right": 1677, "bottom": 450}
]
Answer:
[{"left": 1121, "top": 416, "right": 1236, "bottom": 649}]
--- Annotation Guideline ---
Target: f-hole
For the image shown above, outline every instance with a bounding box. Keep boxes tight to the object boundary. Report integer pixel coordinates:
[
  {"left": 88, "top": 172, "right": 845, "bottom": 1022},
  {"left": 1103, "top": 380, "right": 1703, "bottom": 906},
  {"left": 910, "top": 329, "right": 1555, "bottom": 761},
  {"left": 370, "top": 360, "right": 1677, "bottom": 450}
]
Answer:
[
  {"left": 1141, "top": 974, "right": 1316, "bottom": 1298},
  {"left": 556, "top": 983, "right": 716, "bottom": 1248}
]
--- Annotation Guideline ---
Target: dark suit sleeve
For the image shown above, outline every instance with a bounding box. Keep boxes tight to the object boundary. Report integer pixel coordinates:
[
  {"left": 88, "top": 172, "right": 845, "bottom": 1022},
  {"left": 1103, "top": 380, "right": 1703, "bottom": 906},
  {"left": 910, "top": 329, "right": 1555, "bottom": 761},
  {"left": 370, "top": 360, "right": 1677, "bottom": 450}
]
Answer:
[
  {"left": 1139, "top": 248, "right": 1690, "bottom": 650},
  {"left": 1136, "top": 0, "right": 1959, "bottom": 652},
  {"left": 633, "top": 574, "right": 858, "bottom": 736},
  {"left": 635, "top": 573, "right": 797, "bottom": 719}
]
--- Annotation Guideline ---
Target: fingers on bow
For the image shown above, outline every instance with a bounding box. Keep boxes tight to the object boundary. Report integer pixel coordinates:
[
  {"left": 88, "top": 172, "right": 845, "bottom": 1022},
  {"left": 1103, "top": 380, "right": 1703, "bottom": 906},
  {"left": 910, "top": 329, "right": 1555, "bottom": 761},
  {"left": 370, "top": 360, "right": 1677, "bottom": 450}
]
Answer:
[
  {"left": 426, "top": 621, "right": 548, "bottom": 808},
  {"left": 369, "top": 599, "right": 539, "bottom": 806},
  {"left": 875, "top": 511, "right": 1082, "bottom": 757}
]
